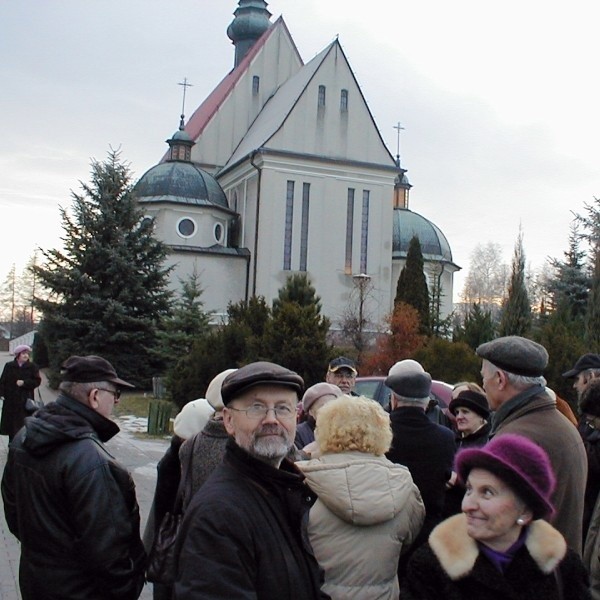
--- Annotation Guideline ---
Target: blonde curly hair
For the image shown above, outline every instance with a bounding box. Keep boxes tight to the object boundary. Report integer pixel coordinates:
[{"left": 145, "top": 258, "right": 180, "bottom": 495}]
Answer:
[{"left": 315, "top": 395, "right": 392, "bottom": 456}]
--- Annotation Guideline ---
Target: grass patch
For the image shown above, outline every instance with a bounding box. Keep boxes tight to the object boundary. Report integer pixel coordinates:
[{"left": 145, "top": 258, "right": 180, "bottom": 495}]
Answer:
[{"left": 114, "top": 393, "right": 177, "bottom": 420}]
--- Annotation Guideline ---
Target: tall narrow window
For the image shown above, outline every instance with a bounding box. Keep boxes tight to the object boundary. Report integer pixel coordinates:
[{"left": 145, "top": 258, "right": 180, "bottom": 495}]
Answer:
[
  {"left": 252, "top": 75, "right": 260, "bottom": 95},
  {"left": 340, "top": 89, "right": 348, "bottom": 111},
  {"left": 318, "top": 85, "right": 326, "bottom": 107},
  {"left": 360, "top": 190, "right": 370, "bottom": 274},
  {"left": 345, "top": 189, "right": 355, "bottom": 274},
  {"left": 283, "top": 181, "right": 294, "bottom": 270},
  {"left": 300, "top": 183, "right": 310, "bottom": 271}
]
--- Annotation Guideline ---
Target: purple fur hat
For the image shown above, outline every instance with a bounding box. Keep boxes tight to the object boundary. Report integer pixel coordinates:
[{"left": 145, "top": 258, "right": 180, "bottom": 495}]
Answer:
[{"left": 455, "top": 433, "right": 556, "bottom": 520}]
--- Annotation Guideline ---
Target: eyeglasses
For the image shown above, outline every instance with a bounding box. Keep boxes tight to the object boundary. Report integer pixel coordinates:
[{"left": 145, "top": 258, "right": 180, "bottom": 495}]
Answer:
[
  {"left": 96, "top": 388, "right": 121, "bottom": 400},
  {"left": 228, "top": 404, "right": 295, "bottom": 420}
]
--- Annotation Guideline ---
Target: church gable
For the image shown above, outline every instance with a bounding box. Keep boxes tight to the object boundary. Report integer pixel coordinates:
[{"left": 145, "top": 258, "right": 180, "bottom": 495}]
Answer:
[{"left": 187, "top": 17, "right": 303, "bottom": 171}]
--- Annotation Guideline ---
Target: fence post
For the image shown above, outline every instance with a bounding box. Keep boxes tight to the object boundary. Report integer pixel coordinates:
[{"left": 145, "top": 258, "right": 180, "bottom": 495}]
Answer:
[{"left": 147, "top": 399, "right": 172, "bottom": 435}]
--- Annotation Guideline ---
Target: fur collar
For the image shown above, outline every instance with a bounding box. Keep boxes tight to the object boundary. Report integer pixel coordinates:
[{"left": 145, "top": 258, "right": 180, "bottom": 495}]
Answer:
[{"left": 429, "top": 514, "right": 566, "bottom": 580}]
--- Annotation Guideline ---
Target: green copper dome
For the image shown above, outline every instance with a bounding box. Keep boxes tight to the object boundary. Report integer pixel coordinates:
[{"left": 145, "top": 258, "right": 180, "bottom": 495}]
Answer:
[{"left": 393, "top": 208, "right": 453, "bottom": 263}]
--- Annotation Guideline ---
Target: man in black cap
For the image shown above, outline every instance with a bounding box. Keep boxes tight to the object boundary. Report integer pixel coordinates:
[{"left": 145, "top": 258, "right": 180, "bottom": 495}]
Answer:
[
  {"left": 1, "top": 355, "right": 146, "bottom": 600},
  {"left": 325, "top": 356, "right": 358, "bottom": 395},
  {"left": 477, "top": 335, "right": 587, "bottom": 555},
  {"left": 563, "top": 353, "right": 600, "bottom": 402},
  {"left": 384, "top": 360, "right": 456, "bottom": 581},
  {"left": 174, "top": 361, "right": 327, "bottom": 599}
]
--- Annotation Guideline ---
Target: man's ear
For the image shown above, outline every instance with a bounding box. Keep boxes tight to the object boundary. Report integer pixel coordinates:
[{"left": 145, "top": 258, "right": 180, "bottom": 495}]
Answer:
[
  {"left": 496, "top": 370, "right": 508, "bottom": 391},
  {"left": 87, "top": 389, "right": 99, "bottom": 410},
  {"left": 222, "top": 408, "right": 235, "bottom": 435}
]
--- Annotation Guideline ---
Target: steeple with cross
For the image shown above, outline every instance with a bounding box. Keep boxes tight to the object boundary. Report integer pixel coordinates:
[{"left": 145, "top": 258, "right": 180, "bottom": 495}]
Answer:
[{"left": 393, "top": 122, "right": 411, "bottom": 209}]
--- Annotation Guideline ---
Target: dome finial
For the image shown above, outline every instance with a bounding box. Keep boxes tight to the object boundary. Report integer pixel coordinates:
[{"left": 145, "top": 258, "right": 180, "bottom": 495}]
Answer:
[
  {"left": 178, "top": 77, "right": 193, "bottom": 130},
  {"left": 227, "top": 1, "right": 272, "bottom": 68}
]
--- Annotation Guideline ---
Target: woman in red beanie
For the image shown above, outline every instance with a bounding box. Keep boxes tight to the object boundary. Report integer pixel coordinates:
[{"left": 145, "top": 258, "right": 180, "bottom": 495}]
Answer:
[
  {"left": 405, "top": 434, "right": 590, "bottom": 599},
  {"left": 0, "top": 345, "right": 41, "bottom": 440}
]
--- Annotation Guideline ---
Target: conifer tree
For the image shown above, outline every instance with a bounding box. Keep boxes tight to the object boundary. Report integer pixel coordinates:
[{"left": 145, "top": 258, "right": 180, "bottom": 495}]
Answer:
[
  {"left": 499, "top": 230, "right": 531, "bottom": 337},
  {"left": 34, "top": 151, "right": 172, "bottom": 387},
  {"left": 395, "top": 235, "right": 430, "bottom": 334},
  {"left": 454, "top": 303, "right": 495, "bottom": 350}
]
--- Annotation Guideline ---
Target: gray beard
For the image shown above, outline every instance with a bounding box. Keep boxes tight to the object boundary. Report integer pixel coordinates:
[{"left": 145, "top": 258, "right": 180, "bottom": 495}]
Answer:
[{"left": 238, "top": 427, "right": 293, "bottom": 467}]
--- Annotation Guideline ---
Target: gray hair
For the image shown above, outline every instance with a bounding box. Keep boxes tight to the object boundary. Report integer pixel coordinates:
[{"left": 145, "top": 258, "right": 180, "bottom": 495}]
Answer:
[
  {"left": 487, "top": 361, "right": 546, "bottom": 389},
  {"left": 393, "top": 395, "right": 429, "bottom": 409},
  {"left": 59, "top": 380, "right": 109, "bottom": 403}
]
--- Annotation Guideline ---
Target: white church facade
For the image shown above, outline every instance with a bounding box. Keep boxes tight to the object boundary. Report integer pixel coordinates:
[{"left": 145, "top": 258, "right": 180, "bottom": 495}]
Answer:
[{"left": 134, "top": 1, "right": 459, "bottom": 330}]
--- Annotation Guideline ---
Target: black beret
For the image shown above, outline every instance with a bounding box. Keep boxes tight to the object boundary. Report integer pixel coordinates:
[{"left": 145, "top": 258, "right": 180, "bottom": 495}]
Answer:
[
  {"left": 384, "top": 371, "right": 432, "bottom": 400},
  {"left": 221, "top": 361, "right": 304, "bottom": 405},
  {"left": 476, "top": 336, "right": 548, "bottom": 377},
  {"left": 449, "top": 390, "right": 490, "bottom": 419},
  {"left": 61, "top": 355, "right": 134, "bottom": 388},
  {"left": 562, "top": 354, "right": 600, "bottom": 378}
]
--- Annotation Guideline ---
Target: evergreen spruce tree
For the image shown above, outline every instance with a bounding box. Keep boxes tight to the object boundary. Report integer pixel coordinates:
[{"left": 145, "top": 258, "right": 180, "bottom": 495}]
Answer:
[
  {"left": 499, "top": 230, "right": 531, "bottom": 337},
  {"left": 454, "top": 303, "right": 495, "bottom": 350},
  {"left": 34, "top": 151, "right": 172, "bottom": 387},
  {"left": 395, "top": 235, "right": 430, "bottom": 334},
  {"left": 264, "top": 274, "right": 330, "bottom": 387}
]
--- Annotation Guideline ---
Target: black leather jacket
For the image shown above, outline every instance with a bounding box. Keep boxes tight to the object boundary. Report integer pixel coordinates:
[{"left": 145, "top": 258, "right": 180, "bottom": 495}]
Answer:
[{"left": 1, "top": 393, "right": 146, "bottom": 600}]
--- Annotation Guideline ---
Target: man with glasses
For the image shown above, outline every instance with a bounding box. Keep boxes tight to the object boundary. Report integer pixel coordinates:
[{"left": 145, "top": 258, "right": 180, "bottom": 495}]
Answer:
[
  {"left": 1, "top": 355, "right": 146, "bottom": 600},
  {"left": 175, "top": 361, "right": 328, "bottom": 599},
  {"left": 325, "top": 356, "right": 358, "bottom": 395}
]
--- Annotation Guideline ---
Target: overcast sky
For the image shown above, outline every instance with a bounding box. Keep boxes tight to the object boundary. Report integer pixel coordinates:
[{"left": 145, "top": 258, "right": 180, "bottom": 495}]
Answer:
[{"left": 2, "top": 0, "right": 599, "bottom": 303}]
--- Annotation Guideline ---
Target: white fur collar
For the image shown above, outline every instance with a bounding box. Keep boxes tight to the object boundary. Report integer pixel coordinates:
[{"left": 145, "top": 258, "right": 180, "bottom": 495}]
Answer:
[{"left": 429, "top": 514, "right": 566, "bottom": 580}]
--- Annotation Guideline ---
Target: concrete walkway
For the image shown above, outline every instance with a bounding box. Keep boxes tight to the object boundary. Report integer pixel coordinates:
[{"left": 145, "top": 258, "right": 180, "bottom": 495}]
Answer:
[{"left": 0, "top": 352, "right": 170, "bottom": 599}]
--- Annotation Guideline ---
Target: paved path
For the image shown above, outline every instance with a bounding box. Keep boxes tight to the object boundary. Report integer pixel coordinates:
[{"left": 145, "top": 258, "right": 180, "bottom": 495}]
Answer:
[{"left": 0, "top": 352, "right": 169, "bottom": 599}]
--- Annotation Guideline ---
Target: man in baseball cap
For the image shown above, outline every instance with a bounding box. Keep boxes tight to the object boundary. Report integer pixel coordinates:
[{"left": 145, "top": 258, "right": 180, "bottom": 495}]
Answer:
[
  {"left": 476, "top": 336, "right": 587, "bottom": 555},
  {"left": 325, "top": 356, "right": 358, "bottom": 395},
  {"left": 175, "top": 361, "right": 326, "bottom": 599},
  {"left": 563, "top": 353, "right": 600, "bottom": 401},
  {"left": 1, "top": 355, "right": 145, "bottom": 599}
]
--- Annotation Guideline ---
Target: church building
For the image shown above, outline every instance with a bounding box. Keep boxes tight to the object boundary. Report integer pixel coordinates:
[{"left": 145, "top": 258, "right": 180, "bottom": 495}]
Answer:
[{"left": 134, "top": 0, "right": 459, "bottom": 331}]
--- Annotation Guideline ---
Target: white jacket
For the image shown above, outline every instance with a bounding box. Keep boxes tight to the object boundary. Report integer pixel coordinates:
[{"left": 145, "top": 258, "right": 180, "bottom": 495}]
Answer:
[{"left": 298, "top": 452, "right": 425, "bottom": 600}]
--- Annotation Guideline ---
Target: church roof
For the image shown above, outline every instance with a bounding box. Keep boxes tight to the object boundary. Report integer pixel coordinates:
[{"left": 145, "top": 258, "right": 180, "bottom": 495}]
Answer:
[
  {"left": 134, "top": 161, "right": 230, "bottom": 210},
  {"left": 393, "top": 208, "right": 457, "bottom": 265}
]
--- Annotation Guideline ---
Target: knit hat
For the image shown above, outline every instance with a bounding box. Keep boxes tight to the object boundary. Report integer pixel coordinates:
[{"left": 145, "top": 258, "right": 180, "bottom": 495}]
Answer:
[
  {"left": 205, "top": 368, "right": 237, "bottom": 411},
  {"left": 173, "top": 398, "right": 214, "bottom": 440},
  {"left": 302, "top": 382, "right": 342, "bottom": 414},
  {"left": 449, "top": 390, "right": 490, "bottom": 419},
  {"left": 60, "top": 355, "right": 134, "bottom": 388},
  {"left": 387, "top": 359, "right": 424, "bottom": 377},
  {"left": 221, "top": 361, "right": 304, "bottom": 406},
  {"left": 384, "top": 370, "right": 432, "bottom": 401},
  {"left": 455, "top": 434, "right": 556, "bottom": 520},
  {"left": 12, "top": 344, "right": 31, "bottom": 357}
]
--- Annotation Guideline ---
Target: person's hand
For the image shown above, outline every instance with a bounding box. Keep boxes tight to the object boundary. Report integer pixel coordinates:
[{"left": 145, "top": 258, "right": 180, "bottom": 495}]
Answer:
[{"left": 16, "top": 380, "right": 25, "bottom": 387}]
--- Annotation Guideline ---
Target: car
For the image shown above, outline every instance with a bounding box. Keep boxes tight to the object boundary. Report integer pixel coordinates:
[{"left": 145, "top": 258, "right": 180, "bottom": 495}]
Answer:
[{"left": 354, "top": 376, "right": 455, "bottom": 426}]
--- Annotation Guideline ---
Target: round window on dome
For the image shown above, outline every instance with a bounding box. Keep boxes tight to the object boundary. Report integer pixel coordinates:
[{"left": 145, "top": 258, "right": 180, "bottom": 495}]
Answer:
[
  {"left": 177, "top": 217, "right": 196, "bottom": 238},
  {"left": 214, "top": 222, "right": 225, "bottom": 244}
]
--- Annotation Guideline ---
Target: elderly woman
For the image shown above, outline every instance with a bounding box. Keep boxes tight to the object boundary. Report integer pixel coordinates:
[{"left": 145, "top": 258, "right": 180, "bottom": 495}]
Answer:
[
  {"left": 297, "top": 395, "right": 425, "bottom": 600},
  {"left": 405, "top": 434, "right": 590, "bottom": 600},
  {"left": 295, "top": 382, "right": 341, "bottom": 450},
  {"left": 0, "top": 344, "right": 41, "bottom": 441}
]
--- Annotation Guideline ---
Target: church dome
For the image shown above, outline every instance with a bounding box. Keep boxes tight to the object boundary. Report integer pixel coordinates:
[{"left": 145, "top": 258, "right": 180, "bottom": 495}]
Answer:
[
  {"left": 134, "top": 161, "right": 229, "bottom": 209},
  {"left": 393, "top": 208, "right": 453, "bottom": 263}
]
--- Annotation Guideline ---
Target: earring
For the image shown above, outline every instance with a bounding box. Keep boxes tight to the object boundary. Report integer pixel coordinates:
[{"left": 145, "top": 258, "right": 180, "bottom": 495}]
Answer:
[{"left": 516, "top": 517, "right": 525, "bottom": 526}]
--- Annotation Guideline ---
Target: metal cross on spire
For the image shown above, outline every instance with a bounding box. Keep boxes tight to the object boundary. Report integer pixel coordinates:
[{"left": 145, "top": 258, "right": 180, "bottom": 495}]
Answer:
[
  {"left": 178, "top": 77, "right": 193, "bottom": 129},
  {"left": 393, "top": 121, "right": 405, "bottom": 167}
]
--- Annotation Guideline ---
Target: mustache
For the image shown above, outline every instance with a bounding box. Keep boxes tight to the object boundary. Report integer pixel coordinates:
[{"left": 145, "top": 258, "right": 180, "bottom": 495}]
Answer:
[{"left": 256, "top": 424, "right": 286, "bottom": 437}]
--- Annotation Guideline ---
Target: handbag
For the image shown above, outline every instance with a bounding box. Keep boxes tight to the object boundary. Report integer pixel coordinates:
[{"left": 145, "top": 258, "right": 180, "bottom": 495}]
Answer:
[
  {"left": 25, "top": 389, "right": 44, "bottom": 414},
  {"left": 146, "top": 437, "right": 194, "bottom": 585}
]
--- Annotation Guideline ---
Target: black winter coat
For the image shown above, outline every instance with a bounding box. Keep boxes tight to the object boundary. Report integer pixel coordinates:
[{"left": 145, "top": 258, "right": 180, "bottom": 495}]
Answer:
[
  {"left": 174, "top": 438, "right": 328, "bottom": 599},
  {"left": 1, "top": 393, "right": 146, "bottom": 600},
  {"left": 404, "top": 514, "right": 591, "bottom": 600},
  {"left": 0, "top": 358, "right": 41, "bottom": 438}
]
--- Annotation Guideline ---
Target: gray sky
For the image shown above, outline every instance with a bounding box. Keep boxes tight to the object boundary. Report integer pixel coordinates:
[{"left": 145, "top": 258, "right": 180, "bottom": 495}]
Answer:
[{"left": 2, "top": 0, "right": 599, "bottom": 302}]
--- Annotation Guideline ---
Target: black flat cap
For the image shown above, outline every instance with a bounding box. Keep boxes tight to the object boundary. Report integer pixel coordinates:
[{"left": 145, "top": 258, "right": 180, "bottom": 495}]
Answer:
[
  {"left": 476, "top": 336, "right": 548, "bottom": 377},
  {"left": 562, "top": 354, "right": 600, "bottom": 378},
  {"left": 449, "top": 390, "right": 490, "bottom": 419},
  {"left": 61, "top": 355, "right": 134, "bottom": 388},
  {"left": 385, "top": 371, "right": 432, "bottom": 400},
  {"left": 221, "top": 361, "right": 304, "bottom": 405}
]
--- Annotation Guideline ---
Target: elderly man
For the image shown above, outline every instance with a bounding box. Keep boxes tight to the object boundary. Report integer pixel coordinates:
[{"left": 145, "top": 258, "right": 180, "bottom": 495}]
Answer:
[
  {"left": 564, "top": 353, "right": 600, "bottom": 402},
  {"left": 1, "top": 355, "right": 146, "bottom": 600},
  {"left": 325, "top": 356, "right": 358, "bottom": 395},
  {"left": 478, "top": 335, "right": 587, "bottom": 554},
  {"left": 384, "top": 360, "right": 456, "bottom": 579},
  {"left": 174, "top": 361, "right": 327, "bottom": 599}
]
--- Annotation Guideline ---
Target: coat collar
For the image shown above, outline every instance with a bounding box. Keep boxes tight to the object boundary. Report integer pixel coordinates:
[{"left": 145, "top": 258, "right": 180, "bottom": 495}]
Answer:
[{"left": 429, "top": 514, "right": 566, "bottom": 580}]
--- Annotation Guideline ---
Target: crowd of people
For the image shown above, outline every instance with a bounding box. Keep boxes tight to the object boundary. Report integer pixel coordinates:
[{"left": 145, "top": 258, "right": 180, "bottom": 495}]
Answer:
[{"left": 1, "top": 338, "right": 600, "bottom": 599}]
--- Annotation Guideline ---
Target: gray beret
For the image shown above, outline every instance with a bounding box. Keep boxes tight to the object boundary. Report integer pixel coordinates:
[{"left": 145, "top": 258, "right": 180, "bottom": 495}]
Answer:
[
  {"left": 221, "top": 361, "right": 304, "bottom": 406},
  {"left": 476, "top": 336, "right": 548, "bottom": 377},
  {"left": 385, "top": 371, "right": 432, "bottom": 400}
]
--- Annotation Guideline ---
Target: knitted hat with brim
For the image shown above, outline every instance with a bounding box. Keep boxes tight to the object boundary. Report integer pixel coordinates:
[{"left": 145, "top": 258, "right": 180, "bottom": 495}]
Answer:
[
  {"left": 455, "top": 433, "right": 556, "bottom": 520},
  {"left": 12, "top": 344, "right": 31, "bottom": 357},
  {"left": 449, "top": 390, "right": 490, "bottom": 419}
]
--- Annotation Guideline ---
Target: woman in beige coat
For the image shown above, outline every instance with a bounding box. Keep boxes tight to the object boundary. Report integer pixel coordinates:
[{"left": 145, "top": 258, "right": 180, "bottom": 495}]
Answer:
[{"left": 297, "top": 395, "right": 425, "bottom": 600}]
